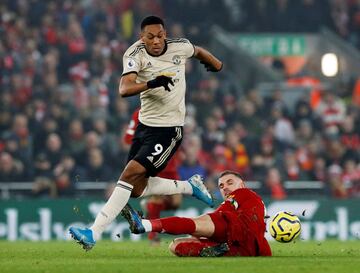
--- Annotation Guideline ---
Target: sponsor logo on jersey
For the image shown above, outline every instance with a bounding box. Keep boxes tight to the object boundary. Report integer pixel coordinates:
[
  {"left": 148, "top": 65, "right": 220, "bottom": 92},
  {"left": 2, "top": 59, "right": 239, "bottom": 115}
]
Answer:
[{"left": 146, "top": 156, "right": 154, "bottom": 163}]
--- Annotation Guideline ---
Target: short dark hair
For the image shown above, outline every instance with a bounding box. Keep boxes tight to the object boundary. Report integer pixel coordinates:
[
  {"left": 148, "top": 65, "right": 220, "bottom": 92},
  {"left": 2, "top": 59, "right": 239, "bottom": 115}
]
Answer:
[
  {"left": 141, "top": 16, "right": 165, "bottom": 30},
  {"left": 219, "top": 170, "right": 243, "bottom": 180}
]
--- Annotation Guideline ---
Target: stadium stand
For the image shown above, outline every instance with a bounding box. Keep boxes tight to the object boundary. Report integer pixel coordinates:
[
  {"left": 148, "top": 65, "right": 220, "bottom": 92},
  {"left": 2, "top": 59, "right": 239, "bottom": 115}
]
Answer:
[{"left": 0, "top": 0, "right": 359, "bottom": 200}]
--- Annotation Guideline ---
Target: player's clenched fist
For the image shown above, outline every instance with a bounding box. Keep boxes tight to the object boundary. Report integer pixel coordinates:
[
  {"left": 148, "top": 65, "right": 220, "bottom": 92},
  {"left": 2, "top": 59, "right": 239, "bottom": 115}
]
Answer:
[{"left": 147, "top": 75, "right": 174, "bottom": 91}]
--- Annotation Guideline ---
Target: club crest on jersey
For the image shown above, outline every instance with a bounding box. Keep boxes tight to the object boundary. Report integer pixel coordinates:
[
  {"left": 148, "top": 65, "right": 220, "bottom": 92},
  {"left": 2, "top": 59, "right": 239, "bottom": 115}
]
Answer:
[
  {"left": 127, "top": 58, "right": 136, "bottom": 69},
  {"left": 172, "top": 55, "right": 181, "bottom": 65}
]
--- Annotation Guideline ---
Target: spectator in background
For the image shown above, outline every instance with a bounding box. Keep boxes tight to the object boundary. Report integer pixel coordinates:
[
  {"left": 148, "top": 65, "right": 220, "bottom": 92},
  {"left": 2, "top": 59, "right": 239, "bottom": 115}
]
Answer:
[
  {"left": 201, "top": 116, "right": 224, "bottom": 152},
  {"left": 296, "top": 141, "right": 319, "bottom": 177},
  {"left": 76, "top": 131, "right": 101, "bottom": 167},
  {"left": 271, "top": 105, "right": 295, "bottom": 146},
  {"left": 11, "top": 73, "right": 33, "bottom": 109},
  {"left": 310, "top": 156, "right": 327, "bottom": 182},
  {"left": 222, "top": 95, "right": 237, "bottom": 126},
  {"left": 283, "top": 149, "right": 310, "bottom": 181},
  {"left": 53, "top": 154, "right": 84, "bottom": 196},
  {"left": 294, "top": 119, "right": 315, "bottom": 147},
  {"left": 65, "top": 18, "right": 88, "bottom": 65},
  {"left": 340, "top": 115, "right": 360, "bottom": 152},
  {"left": 264, "top": 167, "right": 287, "bottom": 200},
  {"left": 316, "top": 91, "right": 346, "bottom": 133},
  {"left": 342, "top": 159, "right": 360, "bottom": 197},
  {"left": 32, "top": 152, "right": 55, "bottom": 197},
  {"left": 34, "top": 117, "right": 60, "bottom": 152},
  {"left": 66, "top": 119, "right": 86, "bottom": 160},
  {"left": 264, "top": 89, "right": 289, "bottom": 118},
  {"left": 109, "top": 97, "right": 131, "bottom": 132},
  {"left": 84, "top": 148, "right": 113, "bottom": 182},
  {"left": 245, "top": 89, "right": 265, "bottom": 118},
  {"left": 327, "top": 164, "right": 347, "bottom": 198},
  {"left": 330, "top": 0, "right": 349, "bottom": 39},
  {"left": 222, "top": 128, "right": 250, "bottom": 178},
  {"left": 0, "top": 107, "right": 13, "bottom": 133},
  {"left": 91, "top": 117, "right": 119, "bottom": 169},
  {"left": 192, "top": 78, "right": 219, "bottom": 126},
  {"left": 0, "top": 152, "right": 24, "bottom": 182},
  {"left": 292, "top": 100, "right": 318, "bottom": 130},
  {"left": 72, "top": 78, "right": 90, "bottom": 112},
  {"left": 231, "top": 121, "right": 258, "bottom": 158},
  {"left": 43, "top": 133, "right": 63, "bottom": 169},
  {"left": 9, "top": 114, "right": 33, "bottom": 165},
  {"left": 178, "top": 135, "right": 207, "bottom": 180},
  {"left": 236, "top": 100, "right": 263, "bottom": 135},
  {"left": 183, "top": 114, "right": 201, "bottom": 137},
  {"left": 324, "top": 136, "right": 359, "bottom": 167},
  {"left": 250, "top": 135, "right": 283, "bottom": 181}
]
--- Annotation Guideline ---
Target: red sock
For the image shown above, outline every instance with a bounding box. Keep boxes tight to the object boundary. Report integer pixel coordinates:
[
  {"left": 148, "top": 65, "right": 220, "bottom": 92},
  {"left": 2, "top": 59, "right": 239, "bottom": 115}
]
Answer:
[
  {"left": 150, "top": 217, "right": 196, "bottom": 234},
  {"left": 146, "top": 202, "right": 166, "bottom": 240},
  {"left": 146, "top": 202, "right": 165, "bottom": 219}
]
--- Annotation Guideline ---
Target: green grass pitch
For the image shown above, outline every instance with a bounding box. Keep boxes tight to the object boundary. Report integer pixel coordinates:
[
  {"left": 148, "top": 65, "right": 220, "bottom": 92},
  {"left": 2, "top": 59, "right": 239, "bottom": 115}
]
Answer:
[{"left": 0, "top": 240, "right": 359, "bottom": 273}]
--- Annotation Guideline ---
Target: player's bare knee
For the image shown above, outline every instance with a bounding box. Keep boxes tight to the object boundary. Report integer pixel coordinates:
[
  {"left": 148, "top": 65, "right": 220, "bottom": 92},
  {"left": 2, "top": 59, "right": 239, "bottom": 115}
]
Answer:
[
  {"left": 131, "top": 183, "right": 148, "bottom": 197},
  {"left": 120, "top": 161, "right": 147, "bottom": 185}
]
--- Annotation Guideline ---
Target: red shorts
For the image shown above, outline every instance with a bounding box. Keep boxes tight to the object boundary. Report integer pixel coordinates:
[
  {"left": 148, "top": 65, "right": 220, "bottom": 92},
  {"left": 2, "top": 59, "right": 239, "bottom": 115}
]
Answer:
[
  {"left": 208, "top": 212, "right": 228, "bottom": 243},
  {"left": 203, "top": 211, "right": 272, "bottom": 256}
]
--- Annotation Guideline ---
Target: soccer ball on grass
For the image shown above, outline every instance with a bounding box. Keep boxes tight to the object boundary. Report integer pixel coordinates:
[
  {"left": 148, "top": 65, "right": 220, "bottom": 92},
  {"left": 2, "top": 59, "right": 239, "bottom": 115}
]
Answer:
[{"left": 270, "top": 211, "right": 301, "bottom": 243}]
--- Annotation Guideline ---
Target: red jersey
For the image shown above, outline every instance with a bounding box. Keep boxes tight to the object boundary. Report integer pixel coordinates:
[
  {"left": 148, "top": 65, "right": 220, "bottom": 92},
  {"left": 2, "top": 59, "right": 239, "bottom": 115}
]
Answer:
[
  {"left": 124, "top": 109, "right": 140, "bottom": 145},
  {"left": 215, "top": 188, "right": 271, "bottom": 256},
  {"left": 124, "top": 109, "right": 180, "bottom": 180}
]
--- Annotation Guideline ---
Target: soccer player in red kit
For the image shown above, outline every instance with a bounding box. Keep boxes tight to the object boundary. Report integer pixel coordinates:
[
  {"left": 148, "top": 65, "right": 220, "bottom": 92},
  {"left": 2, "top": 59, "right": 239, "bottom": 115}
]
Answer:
[
  {"left": 124, "top": 108, "right": 183, "bottom": 244},
  {"left": 121, "top": 170, "right": 272, "bottom": 257}
]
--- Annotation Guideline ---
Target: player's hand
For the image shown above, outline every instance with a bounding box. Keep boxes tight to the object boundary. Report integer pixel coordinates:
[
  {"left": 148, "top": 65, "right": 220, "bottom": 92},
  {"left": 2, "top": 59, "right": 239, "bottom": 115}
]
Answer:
[
  {"left": 200, "top": 61, "right": 223, "bottom": 72},
  {"left": 147, "top": 75, "right": 174, "bottom": 91}
]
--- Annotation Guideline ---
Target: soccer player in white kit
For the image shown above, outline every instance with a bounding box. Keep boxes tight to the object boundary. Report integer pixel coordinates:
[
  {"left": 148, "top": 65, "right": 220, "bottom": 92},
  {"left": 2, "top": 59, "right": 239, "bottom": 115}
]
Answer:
[{"left": 69, "top": 15, "right": 223, "bottom": 250}]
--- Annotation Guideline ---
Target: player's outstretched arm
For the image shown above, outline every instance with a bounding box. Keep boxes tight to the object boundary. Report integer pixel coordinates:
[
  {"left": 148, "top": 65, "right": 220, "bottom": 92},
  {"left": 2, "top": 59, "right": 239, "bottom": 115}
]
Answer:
[{"left": 193, "top": 46, "right": 223, "bottom": 72}]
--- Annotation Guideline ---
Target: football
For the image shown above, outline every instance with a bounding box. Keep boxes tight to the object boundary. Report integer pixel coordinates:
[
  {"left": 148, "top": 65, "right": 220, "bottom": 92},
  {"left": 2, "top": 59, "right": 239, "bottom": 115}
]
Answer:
[{"left": 270, "top": 211, "right": 301, "bottom": 243}]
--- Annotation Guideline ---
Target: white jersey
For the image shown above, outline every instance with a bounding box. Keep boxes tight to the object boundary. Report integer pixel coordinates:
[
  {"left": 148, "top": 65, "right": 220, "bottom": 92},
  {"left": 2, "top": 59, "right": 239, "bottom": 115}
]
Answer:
[{"left": 122, "top": 38, "right": 195, "bottom": 127}]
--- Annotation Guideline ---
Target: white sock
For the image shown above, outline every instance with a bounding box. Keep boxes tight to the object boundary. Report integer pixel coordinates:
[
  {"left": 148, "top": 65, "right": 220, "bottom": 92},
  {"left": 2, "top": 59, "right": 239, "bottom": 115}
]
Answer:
[
  {"left": 140, "top": 176, "right": 193, "bottom": 197},
  {"left": 90, "top": 181, "right": 133, "bottom": 240},
  {"left": 141, "top": 219, "right": 152, "bottom": 232}
]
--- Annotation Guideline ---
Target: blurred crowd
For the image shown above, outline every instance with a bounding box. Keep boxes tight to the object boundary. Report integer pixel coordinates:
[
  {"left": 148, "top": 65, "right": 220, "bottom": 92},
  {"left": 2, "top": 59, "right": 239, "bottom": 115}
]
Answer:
[{"left": 0, "top": 0, "right": 359, "bottom": 199}]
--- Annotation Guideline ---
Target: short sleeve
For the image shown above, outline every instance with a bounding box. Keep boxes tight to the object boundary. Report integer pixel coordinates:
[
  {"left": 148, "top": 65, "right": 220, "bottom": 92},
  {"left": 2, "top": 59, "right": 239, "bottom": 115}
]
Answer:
[
  {"left": 182, "top": 39, "right": 195, "bottom": 58},
  {"left": 122, "top": 54, "right": 141, "bottom": 76}
]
